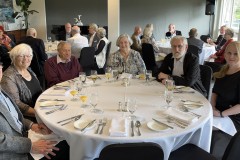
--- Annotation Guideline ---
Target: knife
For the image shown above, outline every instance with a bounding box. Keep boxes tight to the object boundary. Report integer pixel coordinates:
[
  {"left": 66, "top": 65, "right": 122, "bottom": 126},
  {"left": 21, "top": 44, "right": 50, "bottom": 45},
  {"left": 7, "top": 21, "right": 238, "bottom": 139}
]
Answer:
[
  {"left": 131, "top": 120, "right": 134, "bottom": 137},
  {"left": 57, "top": 114, "right": 84, "bottom": 123},
  {"left": 81, "top": 119, "right": 96, "bottom": 132},
  {"left": 61, "top": 116, "right": 82, "bottom": 126},
  {"left": 152, "top": 118, "right": 174, "bottom": 129}
]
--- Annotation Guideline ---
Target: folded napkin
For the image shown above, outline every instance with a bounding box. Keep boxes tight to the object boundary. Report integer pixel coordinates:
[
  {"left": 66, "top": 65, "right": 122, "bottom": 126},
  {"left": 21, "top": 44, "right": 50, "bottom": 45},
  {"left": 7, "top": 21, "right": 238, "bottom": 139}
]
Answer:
[
  {"left": 164, "top": 108, "right": 198, "bottom": 125},
  {"left": 213, "top": 117, "right": 237, "bottom": 136},
  {"left": 28, "top": 130, "right": 63, "bottom": 159},
  {"left": 120, "top": 73, "right": 132, "bottom": 79},
  {"left": 109, "top": 118, "right": 127, "bottom": 137}
]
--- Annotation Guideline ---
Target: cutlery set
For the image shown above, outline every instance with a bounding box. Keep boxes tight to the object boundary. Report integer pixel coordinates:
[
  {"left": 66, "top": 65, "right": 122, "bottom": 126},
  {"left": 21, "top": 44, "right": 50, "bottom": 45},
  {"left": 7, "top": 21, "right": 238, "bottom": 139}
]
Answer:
[
  {"left": 45, "top": 105, "right": 68, "bottom": 115},
  {"left": 95, "top": 118, "right": 107, "bottom": 134},
  {"left": 38, "top": 99, "right": 65, "bottom": 102},
  {"left": 130, "top": 120, "right": 141, "bottom": 137}
]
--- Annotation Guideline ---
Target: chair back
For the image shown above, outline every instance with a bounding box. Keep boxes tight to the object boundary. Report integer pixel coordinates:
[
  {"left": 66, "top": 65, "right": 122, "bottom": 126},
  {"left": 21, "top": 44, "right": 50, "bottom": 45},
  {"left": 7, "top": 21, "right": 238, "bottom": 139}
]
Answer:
[
  {"left": 103, "top": 42, "right": 111, "bottom": 69},
  {"left": 79, "top": 47, "right": 95, "bottom": 76},
  {"left": 142, "top": 43, "right": 157, "bottom": 75},
  {"left": 187, "top": 45, "right": 201, "bottom": 58},
  {"left": 199, "top": 65, "right": 212, "bottom": 99},
  {"left": 30, "top": 51, "right": 42, "bottom": 77},
  {"left": 222, "top": 130, "right": 240, "bottom": 160},
  {"left": 98, "top": 142, "right": 164, "bottom": 160}
]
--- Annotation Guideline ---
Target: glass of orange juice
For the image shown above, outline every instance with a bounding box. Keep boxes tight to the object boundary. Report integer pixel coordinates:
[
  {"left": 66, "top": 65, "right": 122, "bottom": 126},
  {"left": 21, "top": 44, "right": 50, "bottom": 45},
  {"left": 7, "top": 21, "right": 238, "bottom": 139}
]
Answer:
[
  {"left": 70, "top": 82, "right": 78, "bottom": 101},
  {"left": 80, "top": 88, "right": 89, "bottom": 108}
]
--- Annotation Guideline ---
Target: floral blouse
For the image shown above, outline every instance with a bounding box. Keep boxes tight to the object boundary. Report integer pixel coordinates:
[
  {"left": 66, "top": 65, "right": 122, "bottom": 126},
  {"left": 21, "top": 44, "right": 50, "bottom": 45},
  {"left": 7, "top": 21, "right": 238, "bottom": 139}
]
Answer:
[{"left": 107, "top": 49, "right": 146, "bottom": 75}]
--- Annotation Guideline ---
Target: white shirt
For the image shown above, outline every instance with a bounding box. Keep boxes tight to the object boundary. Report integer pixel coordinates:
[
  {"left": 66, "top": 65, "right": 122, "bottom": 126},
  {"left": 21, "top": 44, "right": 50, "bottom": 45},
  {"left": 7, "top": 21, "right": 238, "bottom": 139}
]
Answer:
[
  {"left": 67, "top": 33, "right": 89, "bottom": 58},
  {"left": 172, "top": 54, "right": 185, "bottom": 77}
]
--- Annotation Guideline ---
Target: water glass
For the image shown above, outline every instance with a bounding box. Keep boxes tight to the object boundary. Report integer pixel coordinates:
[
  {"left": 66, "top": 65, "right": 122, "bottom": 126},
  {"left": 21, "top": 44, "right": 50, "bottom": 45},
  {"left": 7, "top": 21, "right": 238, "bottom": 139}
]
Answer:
[
  {"left": 70, "top": 82, "right": 78, "bottom": 101},
  {"left": 146, "top": 70, "right": 152, "bottom": 82},
  {"left": 112, "top": 70, "right": 119, "bottom": 81},
  {"left": 90, "top": 93, "right": 103, "bottom": 114},
  {"left": 164, "top": 89, "right": 173, "bottom": 109},
  {"left": 127, "top": 98, "right": 137, "bottom": 120},
  {"left": 165, "top": 79, "right": 175, "bottom": 91},
  {"left": 105, "top": 67, "right": 112, "bottom": 82},
  {"left": 91, "top": 70, "right": 98, "bottom": 84},
  {"left": 79, "top": 72, "right": 86, "bottom": 84}
]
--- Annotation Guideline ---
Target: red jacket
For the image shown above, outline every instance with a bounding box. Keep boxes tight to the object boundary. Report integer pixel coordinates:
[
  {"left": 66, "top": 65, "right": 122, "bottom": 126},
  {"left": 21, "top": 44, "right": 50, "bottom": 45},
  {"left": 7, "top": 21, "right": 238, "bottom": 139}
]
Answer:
[{"left": 214, "top": 39, "right": 233, "bottom": 64}]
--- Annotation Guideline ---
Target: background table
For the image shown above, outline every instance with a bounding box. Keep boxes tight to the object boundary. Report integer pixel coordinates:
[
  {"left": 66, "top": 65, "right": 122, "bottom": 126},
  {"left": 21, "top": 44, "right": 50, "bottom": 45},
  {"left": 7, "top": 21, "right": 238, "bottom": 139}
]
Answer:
[
  {"left": 199, "top": 43, "right": 216, "bottom": 65},
  {"left": 36, "top": 77, "right": 213, "bottom": 160}
]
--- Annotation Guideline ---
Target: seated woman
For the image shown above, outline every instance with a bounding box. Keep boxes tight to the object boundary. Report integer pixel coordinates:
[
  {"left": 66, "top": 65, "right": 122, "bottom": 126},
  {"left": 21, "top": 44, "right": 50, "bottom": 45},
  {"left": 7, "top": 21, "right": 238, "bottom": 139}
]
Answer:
[
  {"left": 1, "top": 44, "right": 42, "bottom": 121},
  {"left": 0, "top": 25, "right": 15, "bottom": 71},
  {"left": 95, "top": 27, "right": 109, "bottom": 74},
  {"left": 107, "top": 34, "right": 146, "bottom": 75},
  {"left": 205, "top": 28, "right": 234, "bottom": 73}
]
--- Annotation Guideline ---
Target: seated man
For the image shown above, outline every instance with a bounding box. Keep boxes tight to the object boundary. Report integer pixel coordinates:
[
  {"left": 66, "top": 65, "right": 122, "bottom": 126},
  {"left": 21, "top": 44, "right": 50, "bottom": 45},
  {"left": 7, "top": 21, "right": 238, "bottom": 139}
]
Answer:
[
  {"left": 67, "top": 26, "right": 89, "bottom": 58},
  {"left": 44, "top": 41, "right": 82, "bottom": 87},
  {"left": 87, "top": 23, "right": 100, "bottom": 50},
  {"left": 0, "top": 61, "right": 69, "bottom": 159},
  {"left": 131, "top": 26, "right": 142, "bottom": 53},
  {"left": 187, "top": 28, "right": 204, "bottom": 54},
  {"left": 165, "top": 24, "right": 182, "bottom": 38},
  {"left": 157, "top": 36, "right": 207, "bottom": 97},
  {"left": 207, "top": 25, "right": 227, "bottom": 51}
]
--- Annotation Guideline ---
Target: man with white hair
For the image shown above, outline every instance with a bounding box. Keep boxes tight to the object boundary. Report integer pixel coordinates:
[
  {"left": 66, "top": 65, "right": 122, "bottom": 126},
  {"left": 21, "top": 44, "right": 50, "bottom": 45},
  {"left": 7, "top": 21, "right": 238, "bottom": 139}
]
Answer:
[
  {"left": 165, "top": 24, "right": 182, "bottom": 38},
  {"left": 67, "top": 26, "right": 89, "bottom": 58},
  {"left": 87, "top": 23, "right": 100, "bottom": 50},
  {"left": 157, "top": 36, "right": 206, "bottom": 97},
  {"left": 19, "top": 28, "right": 48, "bottom": 88}
]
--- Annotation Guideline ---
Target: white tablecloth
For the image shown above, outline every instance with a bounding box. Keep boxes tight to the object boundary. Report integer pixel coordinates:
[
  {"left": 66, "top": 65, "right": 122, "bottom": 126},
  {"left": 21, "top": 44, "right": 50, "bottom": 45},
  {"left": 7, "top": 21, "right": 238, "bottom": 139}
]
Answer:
[
  {"left": 44, "top": 42, "right": 58, "bottom": 58},
  {"left": 199, "top": 43, "right": 216, "bottom": 65},
  {"left": 35, "top": 77, "right": 213, "bottom": 160}
]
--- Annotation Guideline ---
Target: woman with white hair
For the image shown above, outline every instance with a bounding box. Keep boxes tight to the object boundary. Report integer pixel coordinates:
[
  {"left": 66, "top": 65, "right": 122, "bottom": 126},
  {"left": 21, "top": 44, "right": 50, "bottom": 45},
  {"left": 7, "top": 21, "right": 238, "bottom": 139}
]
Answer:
[
  {"left": 95, "top": 27, "right": 109, "bottom": 74},
  {"left": 107, "top": 34, "right": 146, "bottom": 75},
  {"left": 1, "top": 43, "right": 42, "bottom": 121}
]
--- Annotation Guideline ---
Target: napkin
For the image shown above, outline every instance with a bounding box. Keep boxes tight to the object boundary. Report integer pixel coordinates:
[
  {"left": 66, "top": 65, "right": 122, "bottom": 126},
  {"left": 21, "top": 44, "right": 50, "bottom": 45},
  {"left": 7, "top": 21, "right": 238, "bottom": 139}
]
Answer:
[
  {"left": 120, "top": 73, "right": 132, "bottom": 79},
  {"left": 109, "top": 118, "right": 127, "bottom": 137},
  {"left": 164, "top": 108, "right": 198, "bottom": 125},
  {"left": 213, "top": 117, "right": 237, "bottom": 136},
  {"left": 28, "top": 130, "right": 63, "bottom": 159}
]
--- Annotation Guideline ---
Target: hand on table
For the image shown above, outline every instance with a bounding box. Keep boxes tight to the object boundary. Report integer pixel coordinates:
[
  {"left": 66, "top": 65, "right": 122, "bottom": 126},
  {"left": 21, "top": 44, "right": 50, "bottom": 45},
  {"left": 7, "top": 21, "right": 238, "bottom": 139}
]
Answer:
[
  {"left": 158, "top": 72, "right": 169, "bottom": 84},
  {"left": 31, "top": 123, "right": 52, "bottom": 135}
]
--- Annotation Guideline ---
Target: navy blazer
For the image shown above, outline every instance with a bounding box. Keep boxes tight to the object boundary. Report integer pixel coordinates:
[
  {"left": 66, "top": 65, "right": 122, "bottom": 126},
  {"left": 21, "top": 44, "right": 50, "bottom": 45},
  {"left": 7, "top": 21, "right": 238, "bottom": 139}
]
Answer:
[
  {"left": 158, "top": 52, "right": 207, "bottom": 97},
  {"left": 165, "top": 30, "right": 182, "bottom": 38}
]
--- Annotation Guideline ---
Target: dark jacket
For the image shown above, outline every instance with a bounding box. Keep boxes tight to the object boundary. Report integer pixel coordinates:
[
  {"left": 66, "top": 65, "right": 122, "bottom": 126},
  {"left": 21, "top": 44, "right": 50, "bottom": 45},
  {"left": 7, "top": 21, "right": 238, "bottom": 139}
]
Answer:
[
  {"left": 158, "top": 52, "right": 207, "bottom": 97},
  {"left": 165, "top": 30, "right": 182, "bottom": 38}
]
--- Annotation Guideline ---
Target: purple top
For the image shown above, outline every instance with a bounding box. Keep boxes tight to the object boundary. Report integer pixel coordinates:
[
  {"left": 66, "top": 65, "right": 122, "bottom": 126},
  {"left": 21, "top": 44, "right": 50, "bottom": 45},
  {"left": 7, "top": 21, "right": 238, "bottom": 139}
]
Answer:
[{"left": 44, "top": 56, "right": 82, "bottom": 87}]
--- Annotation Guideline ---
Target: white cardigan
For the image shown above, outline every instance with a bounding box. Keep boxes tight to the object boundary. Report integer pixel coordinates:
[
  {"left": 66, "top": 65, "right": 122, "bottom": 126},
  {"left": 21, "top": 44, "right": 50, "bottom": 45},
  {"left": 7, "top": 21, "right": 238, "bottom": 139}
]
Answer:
[{"left": 95, "top": 37, "right": 109, "bottom": 68}]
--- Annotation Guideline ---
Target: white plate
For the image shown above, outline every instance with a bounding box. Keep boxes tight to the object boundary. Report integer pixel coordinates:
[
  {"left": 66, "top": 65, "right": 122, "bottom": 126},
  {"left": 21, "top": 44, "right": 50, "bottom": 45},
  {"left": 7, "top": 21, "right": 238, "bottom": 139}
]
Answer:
[
  {"left": 39, "top": 101, "right": 59, "bottom": 107},
  {"left": 74, "top": 119, "right": 96, "bottom": 131},
  {"left": 147, "top": 121, "right": 169, "bottom": 132},
  {"left": 184, "top": 104, "right": 203, "bottom": 110}
]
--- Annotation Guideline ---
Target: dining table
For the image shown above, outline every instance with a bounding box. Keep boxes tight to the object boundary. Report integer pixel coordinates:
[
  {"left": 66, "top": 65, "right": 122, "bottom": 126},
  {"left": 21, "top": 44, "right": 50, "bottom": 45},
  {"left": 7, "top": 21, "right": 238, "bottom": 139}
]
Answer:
[
  {"left": 44, "top": 41, "right": 58, "bottom": 58},
  {"left": 35, "top": 76, "right": 213, "bottom": 160}
]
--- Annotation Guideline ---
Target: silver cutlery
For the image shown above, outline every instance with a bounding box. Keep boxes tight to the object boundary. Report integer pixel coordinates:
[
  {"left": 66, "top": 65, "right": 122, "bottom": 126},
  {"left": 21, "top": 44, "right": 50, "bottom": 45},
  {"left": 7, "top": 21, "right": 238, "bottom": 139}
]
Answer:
[
  {"left": 166, "top": 117, "right": 188, "bottom": 128},
  {"left": 152, "top": 118, "right": 174, "bottom": 129},
  {"left": 99, "top": 118, "right": 107, "bottom": 134},
  {"left": 61, "top": 116, "right": 82, "bottom": 126},
  {"left": 135, "top": 121, "right": 141, "bottom": 136},
  {"left": 81, "top": 119, "right": 96, "bottom": 132},
  {"left": 181, "top": 107, "right": 201, "bottom": 118},
  {"left": 45, "top": 105, "right": 67, "bottom": 115},
  {"left": 180, "top": 99, "right": 202, "bottom": 103},
  {"left": 174, "top": 90, "right": 195, "bottom": 93},
  {"left": 40, "top": 104, "right": 64, "bottom": 107},
  {"left": 95, "top": 119, "right": 103, "bottom": 134},
  {"left": 38, "top": 99, "right": 65, "bottom": 102},
  {"left": 131, "top": 120, "right": 134, "bottom": 137},
  {"left": 57, "top": 114, "right": 84, "bottom": 124}
]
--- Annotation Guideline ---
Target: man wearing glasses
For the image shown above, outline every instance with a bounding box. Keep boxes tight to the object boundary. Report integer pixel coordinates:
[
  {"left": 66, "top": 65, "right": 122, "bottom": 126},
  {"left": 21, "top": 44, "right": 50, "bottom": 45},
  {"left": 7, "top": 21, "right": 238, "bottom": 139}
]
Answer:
[{"left": 157, "top": 36, "right": 207, "bottom": 97}]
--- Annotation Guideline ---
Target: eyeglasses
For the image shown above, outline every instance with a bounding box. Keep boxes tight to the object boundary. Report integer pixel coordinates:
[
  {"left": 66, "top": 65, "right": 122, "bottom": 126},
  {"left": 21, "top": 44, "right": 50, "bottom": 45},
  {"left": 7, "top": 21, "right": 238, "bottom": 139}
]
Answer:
[
  {"left": 171, "top": 45, "right": 184, "bottom": 49},
  {"left": 17, "top": 55, "right": 33, "bottom": 58}
]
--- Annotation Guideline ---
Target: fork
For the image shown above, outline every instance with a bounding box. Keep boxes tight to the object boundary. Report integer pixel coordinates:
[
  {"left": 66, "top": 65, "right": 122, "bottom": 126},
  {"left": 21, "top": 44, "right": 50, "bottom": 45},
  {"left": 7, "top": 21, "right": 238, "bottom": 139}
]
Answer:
[
  {"left": 99, "top": 118, "right": 107, "bottom": 134},
  {"left": 181, "top": 106, "right": 201, "bottom": 118},
  {"left": 45, "top": 105, "right": 67, "bottom": 115},
  {"left": 95, "top": 119, "right": 103, "bottom": 134}
]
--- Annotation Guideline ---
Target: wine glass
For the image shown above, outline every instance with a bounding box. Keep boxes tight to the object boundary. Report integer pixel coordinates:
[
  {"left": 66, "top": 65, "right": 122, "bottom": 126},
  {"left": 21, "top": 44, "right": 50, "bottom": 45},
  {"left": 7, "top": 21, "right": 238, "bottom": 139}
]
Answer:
[
  {"left": 70, "top": 83, "right": 78, "bottom": 101},
  {"left": 105, "top": 67, "right": 112, "bottom": 82},
  {"left": 146, "top": 70, "right": 152, "bottom": 83},
  {"left": 112, "top": 69, "right": 119, "bottom": 81},
  {"left": 91, "top": 70, "right": 98, "bottom": 84},
  {"left": 164, "top": 89, "right": 173, "bottom": 109},
  {"left": 79, "top": 88, "right": 89, "bottom": 108},
  {"left": 75, "top": 81, "right": 82, "bottom": 93},
  {"left": 127, "top": 98, "right": 137, "bottom": 120},
  {"left": 79, "top": 72, "right": 86, "bottom": 84},
  {"left": 165, "top": 79, "right": 175, "bottom": 91},
  {"left": 90, "top": 93, "right": 103, "bottom": 114}
]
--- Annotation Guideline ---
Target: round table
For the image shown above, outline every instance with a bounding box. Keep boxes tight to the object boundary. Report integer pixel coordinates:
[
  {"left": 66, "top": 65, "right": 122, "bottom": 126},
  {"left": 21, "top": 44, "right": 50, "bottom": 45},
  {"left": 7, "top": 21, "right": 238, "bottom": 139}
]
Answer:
[{"left": 35, "top": 77, "right": 213, "bottom": 160}]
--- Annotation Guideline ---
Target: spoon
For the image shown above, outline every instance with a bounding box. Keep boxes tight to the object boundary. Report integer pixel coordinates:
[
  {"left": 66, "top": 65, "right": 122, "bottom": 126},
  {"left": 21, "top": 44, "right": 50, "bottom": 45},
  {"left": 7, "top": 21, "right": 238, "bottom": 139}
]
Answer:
[{"left": 135, "top": 121, "right": 141, "bottom": 136}]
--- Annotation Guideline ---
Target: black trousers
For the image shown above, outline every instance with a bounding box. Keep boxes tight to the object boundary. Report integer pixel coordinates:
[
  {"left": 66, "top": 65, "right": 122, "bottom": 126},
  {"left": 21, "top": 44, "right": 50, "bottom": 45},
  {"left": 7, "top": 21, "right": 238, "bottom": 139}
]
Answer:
[{"left": 28, "top": 140, "right": 69, "bottom": 160}]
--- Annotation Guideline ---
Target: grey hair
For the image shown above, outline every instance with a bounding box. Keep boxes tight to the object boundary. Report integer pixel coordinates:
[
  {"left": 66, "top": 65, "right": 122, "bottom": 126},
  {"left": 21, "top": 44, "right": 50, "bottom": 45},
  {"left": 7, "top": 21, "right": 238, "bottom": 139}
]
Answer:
[
  {"left": 143, "top": 27, "right": 152, "bottom": 38},
  {"left": 71, "top": 26, "right": 80, "bottom": 35},
  {"left": 57, "top": 41, "right": 71, "bottom": 51},
  {"left": 26, "top": 28, "right": 37, "bottom": 38},
  {"left": 170, "top": 36, "right": 188, "bottom": 45},
  {"left": 225, "top": 28, "right": 234, "bottom": 38},
  {"left": 97, "top": 27, "right": 106, "bottom": 38},
  {"left": 89, "top": 23, "right": 98, "bottom": 31},
  {"left": 116, "top": 34, "right": 133, "bottom": 47},
  {"left": 8, "top": 43, "right": 33, "bottom": 64}
]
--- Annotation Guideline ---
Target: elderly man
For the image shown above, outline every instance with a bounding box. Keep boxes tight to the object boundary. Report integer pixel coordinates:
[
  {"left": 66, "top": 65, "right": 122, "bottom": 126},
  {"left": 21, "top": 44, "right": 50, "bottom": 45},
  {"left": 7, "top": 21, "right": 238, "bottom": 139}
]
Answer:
[
  {"left": 165, "top": 24, "right": 182, "bottom": 38},
  {"left": 0, "top": 60, "right": 70, "bottom": 159},
  {"left": 187, "top": 28, "right": 204, "bottom": 54},
  {"left": 131, "top": 26, "right": 142, "bottom": 53},
  {"left": 208, "top": 25, "right": 227, "bottom": 51},
  {"left": 44, "top": 41, "right": 82, "bottom": 87},
  {"left": 59, "top": 23, "right": 72, "bottom": 41},
  {"left": 87, "top": 23, "right": 100, "bottom": 50},
  {"left": 18, "top": 28, "right": 48, "bottom": 88},
  {"left": 157, "top": 36, "right": 206, "bottom": 97},
  {"left": 67, "top": 26, "right": 89, "bottom": 58}
]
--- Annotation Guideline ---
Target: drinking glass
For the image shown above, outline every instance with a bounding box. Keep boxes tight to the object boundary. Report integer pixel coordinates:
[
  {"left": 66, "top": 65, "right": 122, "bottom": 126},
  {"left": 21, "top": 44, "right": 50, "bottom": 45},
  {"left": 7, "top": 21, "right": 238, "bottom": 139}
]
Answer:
[
  {"left": 79, "top": 72, "right": 86, "bottom": 84},
  {"left": 70, "top": 83, "right": 78, "bottom": 101},
  {"left": 127, "top": 98, "right": 137, "bottom": 120},
  {"left": 90, "top": 93, "right": 103, "bottom": 114},
  {"left": 91, "top": 70, "right": 98, "bottom": 84},
  {"left": 146, "top": 70, "right": 152, "bottom": 83},
  {"left": 79, "top": 88, "right": 89, "bottom": 108},
  {"left": 47, "top": 36, "right": 52, "bottom": 42},
  {"left": 165, "top": 79, "right": 175, "bottom": 91},
  {"left": 105, "top": 67, "right": 112, "bottom": 82},
  {"left": 112, "top": 70, "right": 119, "bottom": 81},
  {"left": 164, "top": 89, "right": 173, "bottom": 109},
  {"left": 74, "top": 81, "right": 82, "bottom": 93}
]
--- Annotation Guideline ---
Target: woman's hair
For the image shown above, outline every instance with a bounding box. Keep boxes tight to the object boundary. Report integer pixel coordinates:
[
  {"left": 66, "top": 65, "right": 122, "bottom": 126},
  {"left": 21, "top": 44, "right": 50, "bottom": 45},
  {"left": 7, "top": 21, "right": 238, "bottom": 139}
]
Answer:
[
  {"left": 225, "top": 28, "right": 234, "bottom": 38},
  {"left": 97, "top": 27, "right": 106, "bottom": 38},
  {"left": 89, "top": 23, "right": 98, "bottom": 31},
  {"left": 8, "top": 43, "right": 33, "bottom": 64},
  {"left": 214, "top": 41, "right": 240, "bottom": 78},
  {"left": 116, "top": 34, "right": 133, "bottom": 47},
  {"left": 143, "top": 27, "right": 152, "bottom": 38}
]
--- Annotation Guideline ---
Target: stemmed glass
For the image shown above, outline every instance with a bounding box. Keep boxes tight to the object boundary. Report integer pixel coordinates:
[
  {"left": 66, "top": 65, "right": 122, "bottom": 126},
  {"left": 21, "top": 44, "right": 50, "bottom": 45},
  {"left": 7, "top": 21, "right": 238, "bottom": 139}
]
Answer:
[
  {"left": 105, "top": 67, "right": 112, "bottom": 82},
  {"left": 165, "top": 79, "right": 175, "bottom": 91},
  {"left": 127, "top": 98, "right": 137, "bottom": 120},
  {"left": 79, "top": 72, "right": 86, "bottom": 84},
  {"left": 79, "top": 88, "right": 88, "bottom": 108},
  {"left": 112, "top": 70, "right": 119, "bottom": 81},
  {"left": 75, "top": 81, "right": 82, "bottom": 93},
  {"left": 164, "top": 89, "right": 173, "bottom": 109},
  {"left": 146, "top": 70, "right": 152, "bottom": 83},
  {"left": 90, "top": 93, "right": 103, "bottom": 114},
  {"left": 91, "top": 70, "right": 98, "bottom": 85},
  {"left": 70, "top": 82, "right": 78, "bottom": 101}
]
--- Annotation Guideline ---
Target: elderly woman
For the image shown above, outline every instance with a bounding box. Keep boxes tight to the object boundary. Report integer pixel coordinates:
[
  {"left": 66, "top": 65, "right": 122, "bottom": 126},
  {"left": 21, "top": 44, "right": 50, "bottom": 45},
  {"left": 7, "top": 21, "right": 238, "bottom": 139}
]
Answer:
[
  {"left": 107, "top": 34, "right": 146, "bottom": 75},
  {"left": 205, "top": 28, "right": 234, "bottom": 73},
  {"left": 95, "top": 27, "right": 109, "bottom": 74},
  {"left": 1, "top": 43, "right": 42, "bottom": 120}
]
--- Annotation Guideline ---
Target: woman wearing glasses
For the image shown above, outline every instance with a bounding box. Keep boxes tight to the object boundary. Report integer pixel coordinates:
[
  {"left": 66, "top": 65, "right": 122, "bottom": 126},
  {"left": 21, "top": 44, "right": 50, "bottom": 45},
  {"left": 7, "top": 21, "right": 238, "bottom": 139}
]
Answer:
[{"left": 1, "top": 43, "right": 42, "bottom": 121}]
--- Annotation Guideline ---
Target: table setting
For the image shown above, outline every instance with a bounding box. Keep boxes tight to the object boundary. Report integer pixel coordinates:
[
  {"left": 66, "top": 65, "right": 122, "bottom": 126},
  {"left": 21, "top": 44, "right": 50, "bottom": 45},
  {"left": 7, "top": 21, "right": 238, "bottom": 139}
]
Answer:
[{"left": 35, "top": 72, "right": 212, "bottom": 160}]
